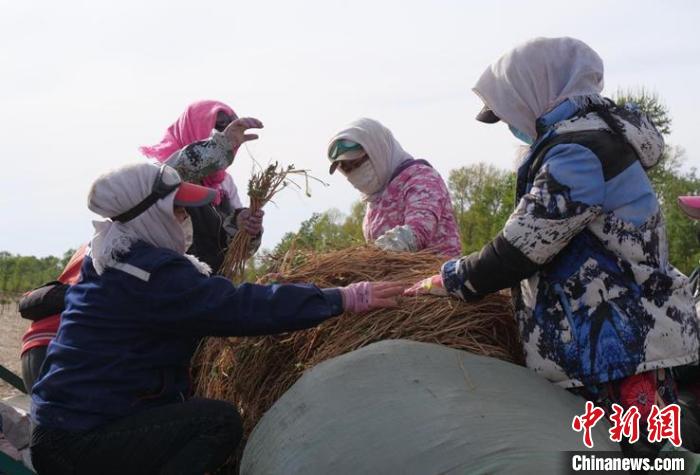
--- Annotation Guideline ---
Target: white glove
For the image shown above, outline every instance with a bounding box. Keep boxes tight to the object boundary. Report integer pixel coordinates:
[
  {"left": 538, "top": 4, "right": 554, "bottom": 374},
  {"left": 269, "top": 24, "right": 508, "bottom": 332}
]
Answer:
[
  {"left": 404, "top": 275, "right": 448, "bottom": 297},
  {"left": 375, "top": 225, "right": 418, "bottom": 252}
]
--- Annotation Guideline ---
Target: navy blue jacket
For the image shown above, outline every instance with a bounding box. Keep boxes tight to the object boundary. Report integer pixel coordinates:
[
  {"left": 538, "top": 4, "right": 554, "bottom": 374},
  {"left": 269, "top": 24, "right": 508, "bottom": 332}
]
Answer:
[{"left": 31, "top": 242, "right": 343, "bottom": 431}]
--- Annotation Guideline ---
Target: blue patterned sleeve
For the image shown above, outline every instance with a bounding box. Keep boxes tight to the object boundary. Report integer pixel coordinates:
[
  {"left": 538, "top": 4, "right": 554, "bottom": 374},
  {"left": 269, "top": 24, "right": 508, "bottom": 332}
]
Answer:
[
  {"left": 441, "top": 144, "right": 605, "bottom": 300},
  {"left": 502, "top": 143, "right": 604, "bottom": 265}
]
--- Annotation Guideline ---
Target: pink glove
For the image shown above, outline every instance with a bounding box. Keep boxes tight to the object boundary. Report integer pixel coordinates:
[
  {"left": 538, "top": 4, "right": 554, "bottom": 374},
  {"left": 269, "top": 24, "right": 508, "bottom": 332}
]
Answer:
[
  {"left": 236, "top": 208, "right": 264, "bottom": 236},
  {"left": 404, "top": 274, "right": 448, "bottom": 296},
  {"left": 339, "top": 281, "right": 406, "bottom": 313}
]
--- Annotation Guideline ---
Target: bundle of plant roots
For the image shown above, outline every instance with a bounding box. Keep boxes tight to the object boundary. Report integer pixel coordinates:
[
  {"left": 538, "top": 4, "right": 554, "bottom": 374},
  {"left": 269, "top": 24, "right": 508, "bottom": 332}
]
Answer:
[
  {"left": 219, "top": 162, "right": 321, "bottom": 281},
  {"left": 194, "top": 246, "right": 522, "bottom": 437}
]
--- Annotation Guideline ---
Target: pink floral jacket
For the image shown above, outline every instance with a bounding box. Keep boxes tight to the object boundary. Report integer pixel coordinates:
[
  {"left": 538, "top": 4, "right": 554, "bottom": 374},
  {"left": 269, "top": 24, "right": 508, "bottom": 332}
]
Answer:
[{"left": 364, "top": 160, "right": 462, "bottom": 258}]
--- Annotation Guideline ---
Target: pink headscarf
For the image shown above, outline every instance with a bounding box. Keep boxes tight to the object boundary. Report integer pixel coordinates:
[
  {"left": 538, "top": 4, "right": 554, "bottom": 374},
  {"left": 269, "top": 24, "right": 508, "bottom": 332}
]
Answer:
[{"left": 140, "top": 100, "right": 236, "bottom": 205}]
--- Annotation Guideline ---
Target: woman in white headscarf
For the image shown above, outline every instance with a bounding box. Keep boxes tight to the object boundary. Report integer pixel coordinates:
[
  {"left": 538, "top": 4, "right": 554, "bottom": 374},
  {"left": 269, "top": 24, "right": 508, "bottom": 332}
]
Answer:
[
  {"left": 18, "top": 113, "right": 265, "bottom": 396},
  {"left": 327, "top": 118, "right": 462, "bottom": 258},
  {"left": 29, "top": 160, "right": 405, "bottom": 475},
  {"left": 408, "top": 37, "right": 699, "bottom": 454}
]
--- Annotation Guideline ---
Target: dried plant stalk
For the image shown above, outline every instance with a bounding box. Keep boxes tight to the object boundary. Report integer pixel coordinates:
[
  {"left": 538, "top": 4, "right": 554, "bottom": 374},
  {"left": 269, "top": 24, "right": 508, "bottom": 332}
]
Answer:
[
  {"left": 194, "top": 246, "right": 522, "bottom": 439},
  {"left": 218, "top": 162, "right": 321, "bottom": 281}
]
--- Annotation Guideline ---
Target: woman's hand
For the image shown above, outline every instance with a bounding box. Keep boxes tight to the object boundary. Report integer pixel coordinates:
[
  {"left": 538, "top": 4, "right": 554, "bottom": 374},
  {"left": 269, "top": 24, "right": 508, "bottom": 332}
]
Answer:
[
  {"left": 236, "top": 208, "right": 264, "bottom": 236},
  {"left": 339, "top": 281, "right": 406, "bottom": 313},
  {"left": 404, "top": 274, "right": 448, "bottom": 296},
  {"left": 222, "top": 117, "right": 263, "bottom": 151},
  {"left": 374, "top": 225, "right": 418, "bottom": 252}
]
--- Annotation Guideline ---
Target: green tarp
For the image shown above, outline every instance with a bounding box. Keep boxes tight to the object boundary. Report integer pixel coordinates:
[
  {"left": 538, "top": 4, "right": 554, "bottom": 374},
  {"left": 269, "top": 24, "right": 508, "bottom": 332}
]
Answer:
[{"left": 242, "top": 339, "right": 620, "bottom": 475}]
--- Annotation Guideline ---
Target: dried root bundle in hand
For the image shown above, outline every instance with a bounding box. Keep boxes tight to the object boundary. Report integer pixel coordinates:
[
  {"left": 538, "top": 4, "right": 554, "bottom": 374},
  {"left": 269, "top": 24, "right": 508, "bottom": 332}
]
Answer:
[{"left": 219, "top": 162, "right": 324, "bottom": 281}]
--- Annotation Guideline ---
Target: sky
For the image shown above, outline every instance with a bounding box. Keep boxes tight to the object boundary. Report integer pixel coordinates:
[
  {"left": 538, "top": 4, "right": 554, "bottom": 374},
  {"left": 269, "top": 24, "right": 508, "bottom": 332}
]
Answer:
[{"left": 1, "top": 0, "right": 699, "bottom": 257}]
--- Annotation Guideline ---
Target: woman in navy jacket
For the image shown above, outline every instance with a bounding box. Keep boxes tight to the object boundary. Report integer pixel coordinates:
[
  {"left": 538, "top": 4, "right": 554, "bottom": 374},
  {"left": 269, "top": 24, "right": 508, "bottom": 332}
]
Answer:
[{"left": 29, "top": 128, "right": 403, "bottom": 475}]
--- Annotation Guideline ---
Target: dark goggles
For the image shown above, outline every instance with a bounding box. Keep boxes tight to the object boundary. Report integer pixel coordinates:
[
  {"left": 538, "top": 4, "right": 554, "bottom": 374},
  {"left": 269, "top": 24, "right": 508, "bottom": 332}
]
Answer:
[
  {"left": 214, "top": 111, "right": 236, "bottom": 132},
  {"left": 111, "top": 165, "right": 182, "bottom": 223}
]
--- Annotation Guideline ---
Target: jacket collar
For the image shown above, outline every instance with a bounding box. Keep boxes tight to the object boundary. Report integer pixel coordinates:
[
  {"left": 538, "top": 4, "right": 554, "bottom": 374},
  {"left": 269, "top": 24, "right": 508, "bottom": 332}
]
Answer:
[
  {"left": 535, "top": 99, "right": 579, "bottom": 137},
  {"left": 515, "top": 99, "right": 581, "bottom": 200}
]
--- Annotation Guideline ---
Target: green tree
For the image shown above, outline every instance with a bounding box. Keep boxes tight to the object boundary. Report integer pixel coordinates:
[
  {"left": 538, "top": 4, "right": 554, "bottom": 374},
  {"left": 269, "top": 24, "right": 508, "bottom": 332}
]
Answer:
[
  {"left": 272, "top": 206, "right": 364, "bottom": 256},
  {"left": 0, "top": 251, "right": 66, "bottom": 294},
  {"left": 60, "top": 248, "right": 77, "bottom": 268},
  {"left": 448, "top": 163, "right": 515, "bottom": 254},
  {"left": 340, "top": 201, "right": 366, "bottom": 243},
  {"left": 259, "top": 202, "right": 365, "bottom": 274}
]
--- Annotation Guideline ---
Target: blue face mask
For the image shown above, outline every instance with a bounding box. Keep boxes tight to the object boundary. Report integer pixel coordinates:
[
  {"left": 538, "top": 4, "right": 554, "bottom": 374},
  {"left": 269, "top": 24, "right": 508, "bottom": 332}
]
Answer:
[{"left": 508, "top": 125, "right": 534, "bottom": 145}]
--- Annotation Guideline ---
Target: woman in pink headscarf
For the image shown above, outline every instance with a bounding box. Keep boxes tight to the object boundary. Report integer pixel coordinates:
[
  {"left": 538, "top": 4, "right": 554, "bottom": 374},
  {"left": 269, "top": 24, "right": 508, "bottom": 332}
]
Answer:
[{"left": 141, "top": 100, "right": 264, "bottom": 272}]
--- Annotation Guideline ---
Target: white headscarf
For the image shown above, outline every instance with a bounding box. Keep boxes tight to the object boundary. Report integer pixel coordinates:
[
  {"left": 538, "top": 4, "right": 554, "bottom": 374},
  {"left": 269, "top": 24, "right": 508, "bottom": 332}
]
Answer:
[
  {"left": 87, "top": 162, "right": 186, "bottom": 275},
  {"left": 328, "top": 118, "right": 412, "bottom": 200},
  {"left": 473, "top": 37, "right": 605, "bottom": 140}
]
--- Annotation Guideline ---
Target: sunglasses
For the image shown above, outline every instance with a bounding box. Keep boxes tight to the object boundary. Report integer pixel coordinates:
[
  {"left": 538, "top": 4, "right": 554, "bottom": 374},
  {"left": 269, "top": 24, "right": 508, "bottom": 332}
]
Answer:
[
  {"left": 214, "top": 111, "right": 237, "bottom": 132},
  {"left": 338, "top": 154, "right": 369, "bottom": 173}
]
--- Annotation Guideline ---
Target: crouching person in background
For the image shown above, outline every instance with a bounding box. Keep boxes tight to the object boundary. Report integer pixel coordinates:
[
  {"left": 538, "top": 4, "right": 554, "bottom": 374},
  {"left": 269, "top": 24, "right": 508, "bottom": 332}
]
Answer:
[
  {"left": 29, "top": 162, "right": 405, "bottom": 475},
  {"left": 19, "top": 245, "right": 86, "bottom": 393},
  {"left": 327, "top": 118, "right": 462, "bottom": 258}
]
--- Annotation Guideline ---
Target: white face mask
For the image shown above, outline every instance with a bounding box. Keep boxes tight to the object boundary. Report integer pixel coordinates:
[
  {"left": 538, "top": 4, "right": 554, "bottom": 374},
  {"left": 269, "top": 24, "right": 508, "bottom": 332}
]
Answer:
[
  {"left": 181, "top": 214, "right": 194, "bottom": 250},
  {"left": 343, "top": 160, "right": 383, "bottom": 195}
]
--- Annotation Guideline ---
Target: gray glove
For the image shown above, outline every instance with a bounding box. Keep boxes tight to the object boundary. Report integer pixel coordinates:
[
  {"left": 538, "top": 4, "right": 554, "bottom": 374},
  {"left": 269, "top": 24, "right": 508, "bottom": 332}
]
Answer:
[
  {"left": 223, "top": 209, "right": 262, "bottom": 257},
  {"left": 374, "top": 225, "right": 418, "bottom": 252}
]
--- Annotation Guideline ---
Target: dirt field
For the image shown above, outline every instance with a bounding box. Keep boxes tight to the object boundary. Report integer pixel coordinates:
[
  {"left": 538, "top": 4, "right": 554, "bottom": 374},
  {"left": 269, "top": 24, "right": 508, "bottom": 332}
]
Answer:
[{"left": 0, "top": 299, "right": 29, "bottom": 398}]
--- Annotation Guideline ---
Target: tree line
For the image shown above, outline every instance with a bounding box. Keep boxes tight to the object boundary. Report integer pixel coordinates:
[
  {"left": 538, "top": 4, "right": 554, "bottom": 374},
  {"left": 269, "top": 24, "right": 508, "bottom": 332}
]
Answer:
[
  {"left": 0, "top": 250, "right": 75, "bottom": 296},
  {"left": 2, "top": 91, "right": 699, "bottom": 294}
]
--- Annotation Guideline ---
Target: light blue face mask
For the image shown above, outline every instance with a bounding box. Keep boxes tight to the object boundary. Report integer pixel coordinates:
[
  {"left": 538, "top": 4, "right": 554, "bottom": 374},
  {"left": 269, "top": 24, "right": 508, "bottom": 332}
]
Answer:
[{"left": 508, "top": 125, "right": 534, "bottom": 145}]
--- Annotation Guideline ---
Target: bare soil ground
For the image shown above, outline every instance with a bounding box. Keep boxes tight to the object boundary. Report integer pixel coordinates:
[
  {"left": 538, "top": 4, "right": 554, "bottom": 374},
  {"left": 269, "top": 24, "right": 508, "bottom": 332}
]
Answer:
[{"left": 0, "top": 299, "right": 29, "bottom": 398}]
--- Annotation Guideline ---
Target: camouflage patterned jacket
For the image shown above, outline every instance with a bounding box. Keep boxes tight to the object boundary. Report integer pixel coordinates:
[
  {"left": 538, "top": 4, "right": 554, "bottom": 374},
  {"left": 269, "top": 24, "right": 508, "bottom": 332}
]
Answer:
[
  {"left": 442, "top": 99, "right": 699, "bottom": 388},
  {"left": 364, "top": 160, "right": 462, "bottom": 258}
]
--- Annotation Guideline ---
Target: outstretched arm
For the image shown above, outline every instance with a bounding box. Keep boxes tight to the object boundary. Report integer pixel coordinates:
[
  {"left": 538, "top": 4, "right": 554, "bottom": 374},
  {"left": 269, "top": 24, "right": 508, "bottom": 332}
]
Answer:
[
  {"left": 165, "top": 118, "right": 263, "bottom": 183},
  {"left": 147, "top": 257, "right": 404, "bottom": 337},
  {"left": 410, "top": 144, "right": 605, "bottom": 300}
]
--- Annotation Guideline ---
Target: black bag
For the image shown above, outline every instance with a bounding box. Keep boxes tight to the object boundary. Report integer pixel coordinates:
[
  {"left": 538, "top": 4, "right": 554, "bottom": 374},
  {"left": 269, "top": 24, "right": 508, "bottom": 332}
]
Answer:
[{"left": 18, "top": 281, "right": 69, "bottom": 321}]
